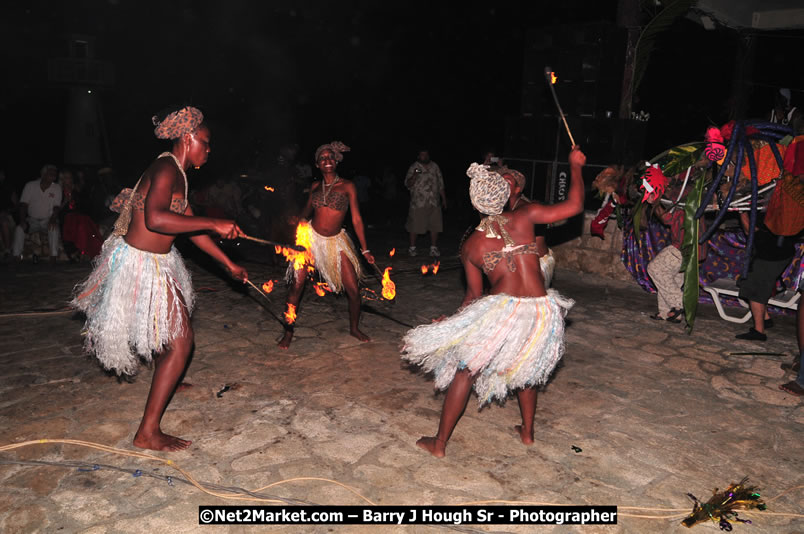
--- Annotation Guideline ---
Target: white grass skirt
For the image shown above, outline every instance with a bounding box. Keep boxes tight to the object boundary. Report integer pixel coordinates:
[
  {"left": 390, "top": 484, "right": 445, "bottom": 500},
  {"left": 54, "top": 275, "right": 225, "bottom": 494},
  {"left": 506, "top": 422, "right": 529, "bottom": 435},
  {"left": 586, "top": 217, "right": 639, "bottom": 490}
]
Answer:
[
  {"left": 541, "top": 249, "right": 555, "bottom": 288},
  {"left": 286, "top": 227, "right": 364, "bottom": 292},
  {"left": 71, "top": 236, "right": 194, "bottom": 375},
  {"left": 402, "top": 291, "right": 573, "bottom": 406}
]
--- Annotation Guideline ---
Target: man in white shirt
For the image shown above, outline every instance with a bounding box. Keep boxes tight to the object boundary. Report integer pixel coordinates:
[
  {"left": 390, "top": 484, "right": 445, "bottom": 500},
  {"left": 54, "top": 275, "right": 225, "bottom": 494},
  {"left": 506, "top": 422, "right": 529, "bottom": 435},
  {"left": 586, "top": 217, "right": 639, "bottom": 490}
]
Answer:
[{"left": 12, "top": 164, "right": 62, "bottom": 260}]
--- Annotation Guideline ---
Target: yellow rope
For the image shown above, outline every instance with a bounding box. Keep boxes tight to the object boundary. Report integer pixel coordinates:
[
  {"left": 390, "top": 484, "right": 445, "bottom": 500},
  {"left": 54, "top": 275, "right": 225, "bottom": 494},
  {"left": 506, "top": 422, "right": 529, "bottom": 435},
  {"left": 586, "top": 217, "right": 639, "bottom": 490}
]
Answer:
[{"left": 1, "top": 439, "right": 802, "bottom": 523}]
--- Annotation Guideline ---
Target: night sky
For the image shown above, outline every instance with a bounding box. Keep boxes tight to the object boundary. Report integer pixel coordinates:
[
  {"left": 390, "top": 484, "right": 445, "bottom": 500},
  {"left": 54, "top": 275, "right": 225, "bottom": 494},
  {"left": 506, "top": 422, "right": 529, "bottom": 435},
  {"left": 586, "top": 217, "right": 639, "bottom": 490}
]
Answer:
[{"left": 1, "top": 1, "right": 801, "bottom": 193}]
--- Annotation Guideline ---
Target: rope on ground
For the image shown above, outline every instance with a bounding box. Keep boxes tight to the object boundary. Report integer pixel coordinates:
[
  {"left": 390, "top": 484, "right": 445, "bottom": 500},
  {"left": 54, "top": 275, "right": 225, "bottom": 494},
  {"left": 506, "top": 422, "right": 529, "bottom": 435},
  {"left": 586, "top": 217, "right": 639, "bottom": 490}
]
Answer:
[{"left": 2, "top": 439, "right": 802, "bottom": 524}]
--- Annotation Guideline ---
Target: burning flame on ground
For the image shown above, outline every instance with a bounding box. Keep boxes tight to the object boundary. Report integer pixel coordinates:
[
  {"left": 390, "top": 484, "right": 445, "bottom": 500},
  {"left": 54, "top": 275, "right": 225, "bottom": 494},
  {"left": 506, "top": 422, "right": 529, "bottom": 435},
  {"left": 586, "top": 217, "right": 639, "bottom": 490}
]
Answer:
[
  {"left": 381, "top": 267, "right": 396, "bottom": 300},
  {"left": 264, "top": 186, "right": 275, "bottom": 192},
  {"left": 421, "top": 261, "right": 440, "bottom": 275},
  {"left": 284, "top": 303, "right": 297, "bottom": 324},
  {"left": 389, "top": 248, "right": 395, "bottom": 257},
  {"left": 262, "top": 280, "right": 274, "bottom": 293},
  {"left": 313, "top": 282, "right": 330, "bottom": 297},
  {"left": 275, "top": 221, "right": 314, "bottom": 272},
  {"left": 550, "top": 72, "right": 557, "bottom": 84}
]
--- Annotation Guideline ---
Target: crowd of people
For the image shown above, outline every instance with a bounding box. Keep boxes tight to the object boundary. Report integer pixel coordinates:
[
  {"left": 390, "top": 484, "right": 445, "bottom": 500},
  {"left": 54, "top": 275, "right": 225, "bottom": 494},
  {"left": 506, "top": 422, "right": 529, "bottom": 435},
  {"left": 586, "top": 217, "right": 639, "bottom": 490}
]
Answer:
[{"left": 0, "top": 165, "right": 120, "bottom": 263}]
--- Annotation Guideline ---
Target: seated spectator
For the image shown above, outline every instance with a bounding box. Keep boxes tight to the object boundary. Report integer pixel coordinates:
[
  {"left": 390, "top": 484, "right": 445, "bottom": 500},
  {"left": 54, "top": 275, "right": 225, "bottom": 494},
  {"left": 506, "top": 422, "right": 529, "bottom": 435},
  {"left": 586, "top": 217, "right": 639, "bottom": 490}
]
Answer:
[
  {"left": 60, "top": 169, "right": 103, "bottom": 260},
  {"left": 12, "top": 164, "right": 62, "bottom": 262}
]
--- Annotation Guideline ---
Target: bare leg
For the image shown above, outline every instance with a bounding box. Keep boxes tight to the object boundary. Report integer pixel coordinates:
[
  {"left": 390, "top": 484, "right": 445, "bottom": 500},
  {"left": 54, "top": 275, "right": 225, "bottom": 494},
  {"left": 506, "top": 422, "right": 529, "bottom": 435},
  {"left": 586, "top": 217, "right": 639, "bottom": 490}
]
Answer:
[
  {"left": 409, "top": 232, "right": 417, "bottom": 248},
  {"left": 417, "top": 369, "right": 474, "bottom": 458},
  {"left": 133, "top": 303, "right": 193, "bottom": 451},
  {"left": 515, "top": 387, "right": 538, "bottom": 445},
  {"left": 430, "top": 230, "right": 439, "bottom": 248},
  {"left": 278, "top": 269, "right": 306, "bottom": 349},
  {"left": 750, "top": 301, "right": 767, "bottom": 333},
  {"left": 341, "top": 251, "right": 369, "bottom": 342}
]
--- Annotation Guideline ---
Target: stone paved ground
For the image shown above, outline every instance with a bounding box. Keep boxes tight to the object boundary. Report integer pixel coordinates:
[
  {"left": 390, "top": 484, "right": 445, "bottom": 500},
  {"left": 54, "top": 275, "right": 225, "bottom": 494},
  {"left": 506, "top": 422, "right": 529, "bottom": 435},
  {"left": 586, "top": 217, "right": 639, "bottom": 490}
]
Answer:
[{"left": 0, "top": 233, "right": 802, "bottom": 533}]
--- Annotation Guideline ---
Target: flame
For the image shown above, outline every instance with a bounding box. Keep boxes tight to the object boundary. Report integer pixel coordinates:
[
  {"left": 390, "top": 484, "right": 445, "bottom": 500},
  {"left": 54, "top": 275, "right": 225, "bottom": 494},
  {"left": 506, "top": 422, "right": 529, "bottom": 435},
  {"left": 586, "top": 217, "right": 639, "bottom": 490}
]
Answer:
[
  {"left": 261, "top": 280, "right": 274, "bottom": 293},
  {"left": 264, "top": 186, "right": 275, "bottom": 192},
  {"left": 313, "top": 282, "right": 330, "bottom": 297},
  {"left": 550, "top": 72, "right": 557, "bottom": 84},
  {"left": 275, "top": 221, "right": 314, "bottom": 272},
  {"left": 284, "top": 303, "right": 297, "bottom": 324},
  {"left": 381, "top": 267, "right": 396, "bottom": 300},
  {"left": 421, "top": 264, "right": 429, "bottom": 274},
  {"left": 431, "top": 261, "right": 440, "bottom": 275},
  {"left": 389, "top": 248, "right": 395, "bottom": 257}
]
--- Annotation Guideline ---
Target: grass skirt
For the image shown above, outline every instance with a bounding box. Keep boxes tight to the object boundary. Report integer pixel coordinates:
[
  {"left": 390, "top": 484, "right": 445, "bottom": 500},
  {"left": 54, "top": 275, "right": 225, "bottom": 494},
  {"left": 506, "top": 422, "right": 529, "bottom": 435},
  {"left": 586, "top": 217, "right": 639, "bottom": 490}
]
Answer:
[
  {"left": 402, "top": 291, "right": 573, "bottom": 406},
  {"left": 287, "top": 227, "right": 364, "bottom": 292},
  {"left": 71, "top": 236, "right": 194, "bottom": 376},
  {"left": 541, "top": 249, "right": 555, "bottom": 288}
]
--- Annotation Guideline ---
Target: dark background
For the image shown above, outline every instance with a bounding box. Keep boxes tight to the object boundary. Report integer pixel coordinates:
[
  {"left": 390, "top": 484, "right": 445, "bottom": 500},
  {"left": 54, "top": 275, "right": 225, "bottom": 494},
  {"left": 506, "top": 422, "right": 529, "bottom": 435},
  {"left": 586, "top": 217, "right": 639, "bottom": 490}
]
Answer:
[{"left": 1, "top": 0, "right": 801, "bottom": 195}]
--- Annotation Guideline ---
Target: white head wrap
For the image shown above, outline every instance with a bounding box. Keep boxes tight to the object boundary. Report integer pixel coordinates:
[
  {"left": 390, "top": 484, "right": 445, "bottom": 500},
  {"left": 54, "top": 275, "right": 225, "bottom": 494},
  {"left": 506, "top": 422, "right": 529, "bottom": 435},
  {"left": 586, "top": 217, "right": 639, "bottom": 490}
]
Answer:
[{"left": 467, "top": 163, "right": 510, "bottom": 216}]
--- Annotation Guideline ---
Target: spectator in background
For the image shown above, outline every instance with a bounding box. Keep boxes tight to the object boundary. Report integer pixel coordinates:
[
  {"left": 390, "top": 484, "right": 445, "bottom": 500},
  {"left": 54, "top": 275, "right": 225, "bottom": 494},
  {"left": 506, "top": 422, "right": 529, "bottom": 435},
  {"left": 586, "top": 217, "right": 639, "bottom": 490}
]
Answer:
[
  {"left": 0, "top": 170, "right": 18, "bottom": 258},
  {"left": 405, "top": 149, "right": 446, "bottom": 257},
  {"left": 12, "top": 164, "right": 62, "bottom": 262},
  {"left": 60, "top": 169, "right": 103, "bottom": 260}
]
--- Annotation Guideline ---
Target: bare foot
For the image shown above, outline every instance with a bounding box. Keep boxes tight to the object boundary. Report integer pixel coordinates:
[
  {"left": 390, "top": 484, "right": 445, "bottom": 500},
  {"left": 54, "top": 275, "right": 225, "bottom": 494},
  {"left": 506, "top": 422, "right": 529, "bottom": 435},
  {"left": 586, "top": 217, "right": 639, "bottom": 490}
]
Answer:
[
  {"left": 350, "top": 328, "right": 371, "bottom": 342},
  {"left": 515, "top": 425, "right": 534, "bottom": 445},
  {"left": 779, "top": 381, "right": 804, "bottom": 396},
  {"left": 133, "top": 429, "right": 191, "bottom": 451},
  {"left": 278, "top": 331, "right": 293, "bottom": 349},
  {"left": 416, "top": 436, "right": 446, "bottom": 458},
  {"left": 175, "top": 382, "right": 193, "bottom": 392}
]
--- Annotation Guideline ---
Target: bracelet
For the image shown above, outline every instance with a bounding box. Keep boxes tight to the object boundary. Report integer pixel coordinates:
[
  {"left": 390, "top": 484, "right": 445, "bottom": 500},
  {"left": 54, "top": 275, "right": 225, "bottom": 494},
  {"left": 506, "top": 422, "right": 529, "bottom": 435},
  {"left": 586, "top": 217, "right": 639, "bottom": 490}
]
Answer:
[{"left": 361, "top": 249, "right": 370, "bottom": 255}]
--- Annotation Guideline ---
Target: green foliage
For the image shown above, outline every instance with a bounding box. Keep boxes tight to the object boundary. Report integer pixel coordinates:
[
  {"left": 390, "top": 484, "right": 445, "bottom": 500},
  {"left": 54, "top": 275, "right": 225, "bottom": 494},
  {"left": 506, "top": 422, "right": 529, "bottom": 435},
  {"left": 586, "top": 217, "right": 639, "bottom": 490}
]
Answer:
[
  {"left": 660, "top": 144, "right": 704, "bottom": 178},
  {"left": 680, "top": 175, "right": 705, "bottom": 332},
  {"left": 632, "top": 0, "right": 698, "bottom": 97}
]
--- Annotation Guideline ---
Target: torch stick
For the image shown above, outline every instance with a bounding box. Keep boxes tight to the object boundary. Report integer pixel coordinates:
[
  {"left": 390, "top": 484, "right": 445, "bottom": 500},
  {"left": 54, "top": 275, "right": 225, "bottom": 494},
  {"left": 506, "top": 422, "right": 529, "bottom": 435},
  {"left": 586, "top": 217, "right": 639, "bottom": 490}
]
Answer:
[
  {"left": 240, "top": 234, "right": 306, "bottom": 252},
  {"left": 544, "top": 66, "right": 576, "bottom": 147},
  {"left": 244, "top": 279, "right": 285, "bottom": 326}
]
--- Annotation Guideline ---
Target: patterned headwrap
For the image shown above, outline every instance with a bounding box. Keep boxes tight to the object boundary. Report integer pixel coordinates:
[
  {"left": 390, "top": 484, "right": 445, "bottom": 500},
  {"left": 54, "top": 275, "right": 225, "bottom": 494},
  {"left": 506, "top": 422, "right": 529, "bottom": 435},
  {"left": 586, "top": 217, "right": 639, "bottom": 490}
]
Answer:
[
  {"left": 468, "top": 163, "right": 515, "bottom": 246},
  {"left": 315, "top": 141, "right": 351, "bottom": 162},
  {"left": 152, "top": 106, "right": 204, "bottom": 140},
  {"left": 467, "top": 163, "right": 510, "bottom": 216}
]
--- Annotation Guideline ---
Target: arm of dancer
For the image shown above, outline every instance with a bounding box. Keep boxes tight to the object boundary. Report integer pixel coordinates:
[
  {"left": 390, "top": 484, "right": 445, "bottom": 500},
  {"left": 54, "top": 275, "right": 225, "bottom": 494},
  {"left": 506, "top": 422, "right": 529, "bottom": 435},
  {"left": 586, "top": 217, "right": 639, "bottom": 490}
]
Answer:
[
  {"left": 522, "top": 147, "right": 586, "bottom": 224},
  {"left": 184, "top": 205, "right": 248, "bottom": 282},
  {"left": 346, "top": 182, "right": 375, "bottom": 264},
  {"left": 144, "top": 163, "right": 241, "bottom": 238}
]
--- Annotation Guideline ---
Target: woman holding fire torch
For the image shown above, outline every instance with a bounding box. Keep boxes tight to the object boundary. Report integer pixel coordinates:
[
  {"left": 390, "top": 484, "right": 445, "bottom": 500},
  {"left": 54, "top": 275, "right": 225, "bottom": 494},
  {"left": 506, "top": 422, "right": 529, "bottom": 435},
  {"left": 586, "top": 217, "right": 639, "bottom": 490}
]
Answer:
[
  {"left": 278, "top": 141, "right": 375, "bottom": 348},
  {"left": 402, "top": 147, "right": 585, "bottom": 458},
  {"left": 72, "top": 106, "right": 248, "bottom": 452}
]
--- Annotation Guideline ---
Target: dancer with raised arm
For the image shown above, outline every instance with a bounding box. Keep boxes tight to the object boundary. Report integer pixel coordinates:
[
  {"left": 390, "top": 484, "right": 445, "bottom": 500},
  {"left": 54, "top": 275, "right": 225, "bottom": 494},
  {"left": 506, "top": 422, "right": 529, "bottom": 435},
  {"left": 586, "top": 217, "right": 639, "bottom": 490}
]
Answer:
[{"left": 403, "top": 148, "right": 586, "bottom": 457}]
